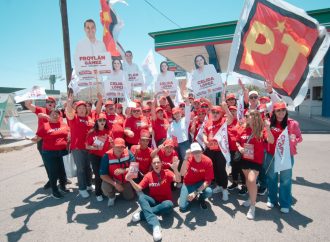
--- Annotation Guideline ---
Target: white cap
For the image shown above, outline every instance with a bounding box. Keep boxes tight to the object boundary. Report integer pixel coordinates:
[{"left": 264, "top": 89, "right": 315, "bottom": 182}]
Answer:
[
  {"left": 190, "top": 142, "right": 202, "bottom": 152},
  {"left": 248, "top": 90, "right": 259, "bottom": 97}
]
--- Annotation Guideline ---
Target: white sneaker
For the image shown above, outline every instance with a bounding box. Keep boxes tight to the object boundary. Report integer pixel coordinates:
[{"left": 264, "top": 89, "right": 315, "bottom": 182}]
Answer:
[
  {"left": 242, "top": 199, "right": 251, "bottom": 207},
  {"left": 107, "top": 197, "right": 116, "bottom": 207},
  {"left": 247, "top": 205, "right": 255, "bottom": 220},
  {"left": 212, "top": 185, "right": 223, "bottom": 194},
  {"left": 267, "top": 202, "right": 274, "bottom": 208},
  {"left": 152, "top": 225, "right": 162, "bottom": 241},
  {"left": 87, "top": 185, "right": 95, "bottom": 191},
  {"left": 222, "top": 189, "right": 229, "bottom": 201},
  {"left": 96, "top": 195, "right": 103, "bottom": 202},
  {"left": 131, "top": 211, "right": 141, "bottom": 222},
  {"left": 79, "top": 190, "right": 90, "bottom": 198},
  {"left": 280, "top": 208, "right": 289, "bottom": 213}
]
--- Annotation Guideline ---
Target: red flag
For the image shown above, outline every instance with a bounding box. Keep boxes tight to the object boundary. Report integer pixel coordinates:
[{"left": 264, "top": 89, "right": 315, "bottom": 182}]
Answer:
[
  {"left": 233, "top": 0, "right": 327, "bottom": 99},
  {"left": 100, "top": 0, "right": 122, "bottom": 58}
]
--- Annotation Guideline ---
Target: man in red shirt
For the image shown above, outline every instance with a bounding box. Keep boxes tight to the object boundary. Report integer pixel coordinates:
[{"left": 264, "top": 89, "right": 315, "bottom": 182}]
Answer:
[
  {"left": 130, "top": 130, "right": 153, "bottom": 180},
  {"left": 152, "top": 139, "right": 179, "bottom": 170},
  {"left": 151, "top": 106, "right": 169, "bottom": 146},
  {"left": 126, "top": 156, "right": 180, "bottom": 241},
  {"left": 179, "top": 142, "right": 214, "bottom": 211}
]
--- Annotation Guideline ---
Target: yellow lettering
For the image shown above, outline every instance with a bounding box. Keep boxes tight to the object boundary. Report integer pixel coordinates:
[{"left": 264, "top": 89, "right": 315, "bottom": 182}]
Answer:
[
  {"left": 274, "top": 33, "right": 309, "bottom": 88},
  {"left": 244, "top": 21, "right": 275, "bottom": 66}
]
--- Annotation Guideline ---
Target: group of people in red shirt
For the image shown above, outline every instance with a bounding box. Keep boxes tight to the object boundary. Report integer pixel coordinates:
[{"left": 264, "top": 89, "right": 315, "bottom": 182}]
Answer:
[{"left": 26, "top": 79, "right": 302, "bottom": 241}]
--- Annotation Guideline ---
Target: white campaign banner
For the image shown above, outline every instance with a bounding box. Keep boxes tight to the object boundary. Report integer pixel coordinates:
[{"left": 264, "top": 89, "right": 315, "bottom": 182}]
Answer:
[
  {"left": 191, "top": 64, "right": 222, "bottom": 98},
  {"left": 213, "top": 122, "right": 231, "bottom": 165},
  {"left": 274, "top": 127, "right": 292, "bottom": 172},
  {"left": 141, "top": 49, "right": 158, "bottom": 91},
  {"left": 195, "top": 116, "right": 208, "bottom": 150},
  {"left": 123, "top": 63, "right": 144, "bottom": 89},
  {"left": 14, "top": 86, "right": 48, "bottom": 103},
  {"left": 237, "top": 91, "right": 245, "bottom": 121},
  {"left": 9, "top": 117, "right": 34, "bottom": 139},
  {"left": 155, "top": 71, "right": 178, "bottom": 96},
  {"left": 104, "top": 70, "right": 130, "bottom": 98}
]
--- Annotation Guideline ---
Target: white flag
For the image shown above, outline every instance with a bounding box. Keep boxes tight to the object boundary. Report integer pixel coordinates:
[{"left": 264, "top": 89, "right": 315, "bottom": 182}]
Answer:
[
  {"left": 14, "top": 86, "right": 48, "bottom": 103},
  {"left": 195, "top": 116, "right": 208, "bottom": 150},
  {"left": 9, "top": 117, "right": 34, "bottom": 139},
  {"left": 213, "top": 122, "right": 231, "bottom": 165},
  {"left": 274, "top": 127, "right": 292, "bottom": 172},
  {"left": 141, "top": 49, "right": 158, "bottom": 90}
]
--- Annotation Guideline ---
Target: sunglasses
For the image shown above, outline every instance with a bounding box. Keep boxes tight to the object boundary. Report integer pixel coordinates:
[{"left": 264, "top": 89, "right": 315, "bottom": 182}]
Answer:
[
  {"left": 98, "top": 119, "right": 107, "bottom": 122},
  {"left": 211, "top": 111, "right": 220, "bottom": 114},
  {"left": 46, "top": 101, "right": 55, "bottom": 104},
  {"left": 227, "top": 98, "right": 236, "bottom": 101},
  {"left": 179, "top": 105, "right": 185, "bottom": 108},
  {"left": 201, "top": 106, "right": 208, "bottom": 108},
  {"left": 275, "top": 108, "right": 286, "bottom": 112},
  {"left": 249, "top": 95, "right": 258, "bottom": 100},
  {"left": 132, "top": 110, "right": 141, "bottom": 113},
  {"left": 143, "top": 110, "right": 151, "bottom": 113}
]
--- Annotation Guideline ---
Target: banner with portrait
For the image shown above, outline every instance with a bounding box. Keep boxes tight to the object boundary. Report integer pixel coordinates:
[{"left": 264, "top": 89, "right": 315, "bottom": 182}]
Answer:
[
  {"left": 227, "top": 0, "right": 330, "bottom": 108},
  {"left": 103, "top": 71, "right": 130, "bottom": 98}
]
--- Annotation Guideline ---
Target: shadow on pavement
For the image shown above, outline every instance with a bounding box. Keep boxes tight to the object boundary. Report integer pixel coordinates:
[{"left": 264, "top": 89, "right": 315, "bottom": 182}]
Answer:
[{"left": 293, "top": 176, "right": 330, "bottom": 192}]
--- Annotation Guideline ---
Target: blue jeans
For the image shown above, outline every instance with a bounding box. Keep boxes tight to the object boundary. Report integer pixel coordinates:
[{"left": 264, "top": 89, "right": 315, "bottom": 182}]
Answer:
[
  {"left": 41, "top": 150, "right": 68, "bottom": 193},
  {"left": 177, "top": 140, "right": 191, "bottom": 168},
  {"left": 258, "top": 150, "right": 268, "bottom": 190},
  {"left": 137, "top": 193, "right": 173, "bottom": 228},
  {"left": 179, "top": 181, "right": 212, "bottom": 211},
  {"left": 72, "top": 149, "right": 92, "bottom": 190},
  {"left": 265, "top": 153, "right": 294, "bottom": 209}
]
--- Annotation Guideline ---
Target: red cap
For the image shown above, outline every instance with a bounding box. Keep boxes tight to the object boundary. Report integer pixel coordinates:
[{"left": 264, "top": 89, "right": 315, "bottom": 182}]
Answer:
[
  {"left": 115, "top": 103, "right": 122, "bottom": 108},
  {"left": 211, "top": 105, "right": 223, "bottom": 113},
  {"left": 179, "top": 102, "right": 185, "bottom": 107},
  {"left": 132, "top": 106, "right": 142, "bottom": 112},
  {"left": 75, "top": 100, "right": 87, "bottom": 108},
  {"left": 273, "top": 102, "right": 287, "bottom": 110},
  {"left": 229, "top": 106, "right": 237, "bottom": 111},
  {"left": 193, "top": 98, "right": 201, "bottom": 103},
  {"left": 188, "top": 96, "right": 194, "bottom": 100},
  {"left": 155, "top": 107, "right": 163, "bottom": 113},
  {"left": 46, "top": 96, "right": 56, "bottom": 102},
  {"left": 163, "top": 139, "right": 174, "bottom": 147},
  {"left": 140, "top": 130, "right": 151, "bottom": 139},
  {"left": 197, "top": 108, "right": 207, "bottom": 114},
  {"left": 113, "top": 138, "right": 126, "bottom": 148},
  {"left": 97, "top": 113, "right": 107, "bottom": 120},
  {"left": 201, "top": 102, "right": 209, "bottom": 108},
  {"left": 260, "top": 96, "right": 271, "bottom": 102},
  {"left": 105, "top": 100, "right": 114, "bottom": 106},
  {"left": 146, "top": 100, "right": 152, "bottom": 105},
  {"left": 142, "top": 106, "right": 151, "bottom": 111},
  {"left": 226, "top": 93, "right": 236, "bottom": 100},
  {"left": 258, "top": 104, "right": 267, "bottom": 112},
  {"left": 172, "top": 107, "right": 181, "bottom": 115}
]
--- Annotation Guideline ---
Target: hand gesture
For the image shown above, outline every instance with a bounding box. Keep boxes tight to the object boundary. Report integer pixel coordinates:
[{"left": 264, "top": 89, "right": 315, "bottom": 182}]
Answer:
[
  {"left": 264, "top": 119, "right": 271, "bottom": 130},
  {"left": 238, "top": 78, "right": 244, "bottom": 88},
  {"left": 125, "top": 173, "right": 133, "bottom": 182},
  {"left": 126, "top": 130, "right": 134, "bottom": 138},
  {"left": 97, "top": 92, "right": 103, "bottom": 101},
  {"left": 24, "top": 100, "right": 32, "bottom": 108},
  {"left": 163, "top": 90, "right": 170, "bottom": 97},
  {"left": 187, "top": 192, "right": 196, "bottom": 202},
  {"left": 221, "top": 101, "right": 228, "bottom": 109},
  {"left": 114, "top": 168, "right": 126, "bottom": 176},
  {"left": 265, "top": 80, "right": 273, "bottom": 93},
  {"left": 170, "top": 157, "right": 179, "bottom": 170}
]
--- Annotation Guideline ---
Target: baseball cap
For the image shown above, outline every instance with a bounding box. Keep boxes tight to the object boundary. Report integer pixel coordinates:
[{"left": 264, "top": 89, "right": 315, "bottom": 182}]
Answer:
[
  {"left": 248, "top": 90, "right": 259, "bottom": 97},
  {"left": 113, "top": 138, "right": 126, "bottom": 148},
  {"left": 163, "top": 139, "right": 174, "bottom": 147},
  {"left": 46, "top": 96, "right": 56, "bottom": 102},
  {"left": 105, "top": 100, "right": 114, "bottom": 106},
  {"left": 273, "top": 102, "right": 287, "bottom": 110},
  {"left": 172, "top": 107, "right": 181, "bottom": 115},
  {"left": 97, "top": 113, "right": 107, "bottom": 120},
  {"left": 226, "top": 93, "right": 236, "bottom": 100},
  {"left": 75, "top": 100, "right": 87, "bottom": 108},
  {"left": 140, "top": 130, "right": 151, "bottom": 139},
  {"left": 155, "top": 107, "right": 164, "bottom": 113},
  {"left": 190, "top": 142, "right": 202, "bottom": 152}
]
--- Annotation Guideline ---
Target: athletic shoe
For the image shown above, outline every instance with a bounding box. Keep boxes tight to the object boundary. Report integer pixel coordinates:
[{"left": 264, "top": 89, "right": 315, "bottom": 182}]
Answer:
[
  {"left": 96, "top": 195, "right": 103, "bottom": 202},
  {"left": 212, "top": 185, "right": 222, "bottom": 194},
  {"left": 152, "top": 225, "right": 162, "bottom": 241},
  {"left": 59, "top": 185, "right": 69, "bottom": 193},
  {"left": 43, "top": 181, "right": 51, "bottom": 189},
  {"left": 79, "top": 190, "right": 90, "bottom": 198},
  {"left": 222, "top": 189, "right": 229, "bottom": 201},
  {"left": 238, "top": 185, "right": 248, "bottom": 196},
  {"left": 52, "top": 190, "right": 64, "bottom": 199},
  {"left": 87, "top": 185, "right": 95, "bottom": 191},
  {"left": 131, "top": 211, "right": 141, "bottom": 222},
  {"left": 200, "top": 200, "right": 207, "bottom": 209},
  {"left": 247, "top": 205, "right": 255, "bottom": 220},
  {"left": 257, "top": 187, "right": 267, "bottom": 196},
  {"left": 107, "top": 197, "right": 116, "bottom": 207},
  {"left": 280, "top": 208, "right": 289, "bottom": 214},
  {"left": 242, "top": 199, "right": 251, "bottom": 207},
  {"left": 227, "top": 183, "right": 238, "bottom": 191},
  {"left": 266, "top": 202, "right": 274, "bottom": 208}
]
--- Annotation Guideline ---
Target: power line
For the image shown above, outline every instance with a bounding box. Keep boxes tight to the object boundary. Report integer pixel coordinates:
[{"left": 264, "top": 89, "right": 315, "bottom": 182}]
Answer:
[{"left": 142, "top": 0, "right": 181, "bottom": 28}]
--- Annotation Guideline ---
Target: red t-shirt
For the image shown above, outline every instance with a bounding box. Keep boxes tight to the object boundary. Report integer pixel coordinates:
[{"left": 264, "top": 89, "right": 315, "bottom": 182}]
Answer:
[
  {"left": 35, "top": 106, "right": 51, "bottom": 127},
  {"left": 139, "top": 169, "right": 175, "bottom": 203},
  {"left": 68, "top": 115, "right": 93, "bottom": 150},
  {"left": 183, "top": 154, "right": 214, "bottom": 185},
  {"left": 266, "top": 122, "right": 284, "bottom": 155},
  {"left": 204, "top": 118, "right": 226, "bottom": 151},
  {"left": 151, "top": 118, "right": 169, "bottom": 143},
  {"left": 236, "top": 127, "right": 266, "bottom": 165},
  {"left": 130, "top": 145, "right": 153, "bottom": 175},
  {"left": 105, "top": 113, "right": 125, "bottom": 130},
  {"left": 189, "top": 118, "right": 203, "bottom": 142},
  {"left": 124, "top": 116, "right": 149, "bottom": 145},
  {"left": 86, "top": 129, "right": 112, "bottom": 157},
  {"left": 37, "top": 121, "right": 69, "bottom": 151},
  {"left": 158, "top": 148, "right": 178, "bottom": 170},
  {"left": 228, "top": 119, "right": 239, "bottom": 151}
]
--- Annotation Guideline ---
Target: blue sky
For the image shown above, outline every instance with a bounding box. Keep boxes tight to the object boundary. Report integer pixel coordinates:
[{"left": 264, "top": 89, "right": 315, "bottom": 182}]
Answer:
[{"left": 0, "top": 0, "right": 329, "bottom": 92}]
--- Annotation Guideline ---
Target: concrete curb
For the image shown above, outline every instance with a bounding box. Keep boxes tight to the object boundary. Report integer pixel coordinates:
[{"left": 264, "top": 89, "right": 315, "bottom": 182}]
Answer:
[{"left": 0, "top": 140, "right": 35, "bottom": 153}]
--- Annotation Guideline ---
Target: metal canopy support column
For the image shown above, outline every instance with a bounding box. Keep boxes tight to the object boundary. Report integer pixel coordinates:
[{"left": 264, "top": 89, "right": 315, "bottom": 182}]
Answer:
[
  {"left": 205, "top": 45, "right": 221, "bottom": 72},
  {"left": 322, "top": 49, "right": 330, "bottom": 117}
]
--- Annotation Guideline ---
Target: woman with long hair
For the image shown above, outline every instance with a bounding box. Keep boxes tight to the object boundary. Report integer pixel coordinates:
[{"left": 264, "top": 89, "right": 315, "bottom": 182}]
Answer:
[
  {"left": 265, "top": 102, "right": 302, "bottom": 213},
  {"left": 86, "top": 113, "right": 112, "bottom": 201},
  {"left": 236, "top": 110, "right": 271, "bottom": 219}
]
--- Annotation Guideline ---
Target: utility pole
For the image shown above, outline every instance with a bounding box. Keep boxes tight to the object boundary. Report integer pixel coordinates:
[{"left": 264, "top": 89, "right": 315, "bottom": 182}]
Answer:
[{"left": 59, "top": 0, "right": 72, "bottom": 93}]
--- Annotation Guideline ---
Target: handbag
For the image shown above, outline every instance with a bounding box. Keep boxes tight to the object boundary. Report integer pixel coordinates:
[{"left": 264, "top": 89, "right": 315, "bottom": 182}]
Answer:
[{"left": 63, "top": 151, "right": 77, "bottom": 178}]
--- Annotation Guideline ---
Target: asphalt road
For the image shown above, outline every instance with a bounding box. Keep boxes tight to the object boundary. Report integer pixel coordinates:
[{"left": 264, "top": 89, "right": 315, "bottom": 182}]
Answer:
[{"left": 0, "top": 134, "right": 329, "bottom": 242}]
